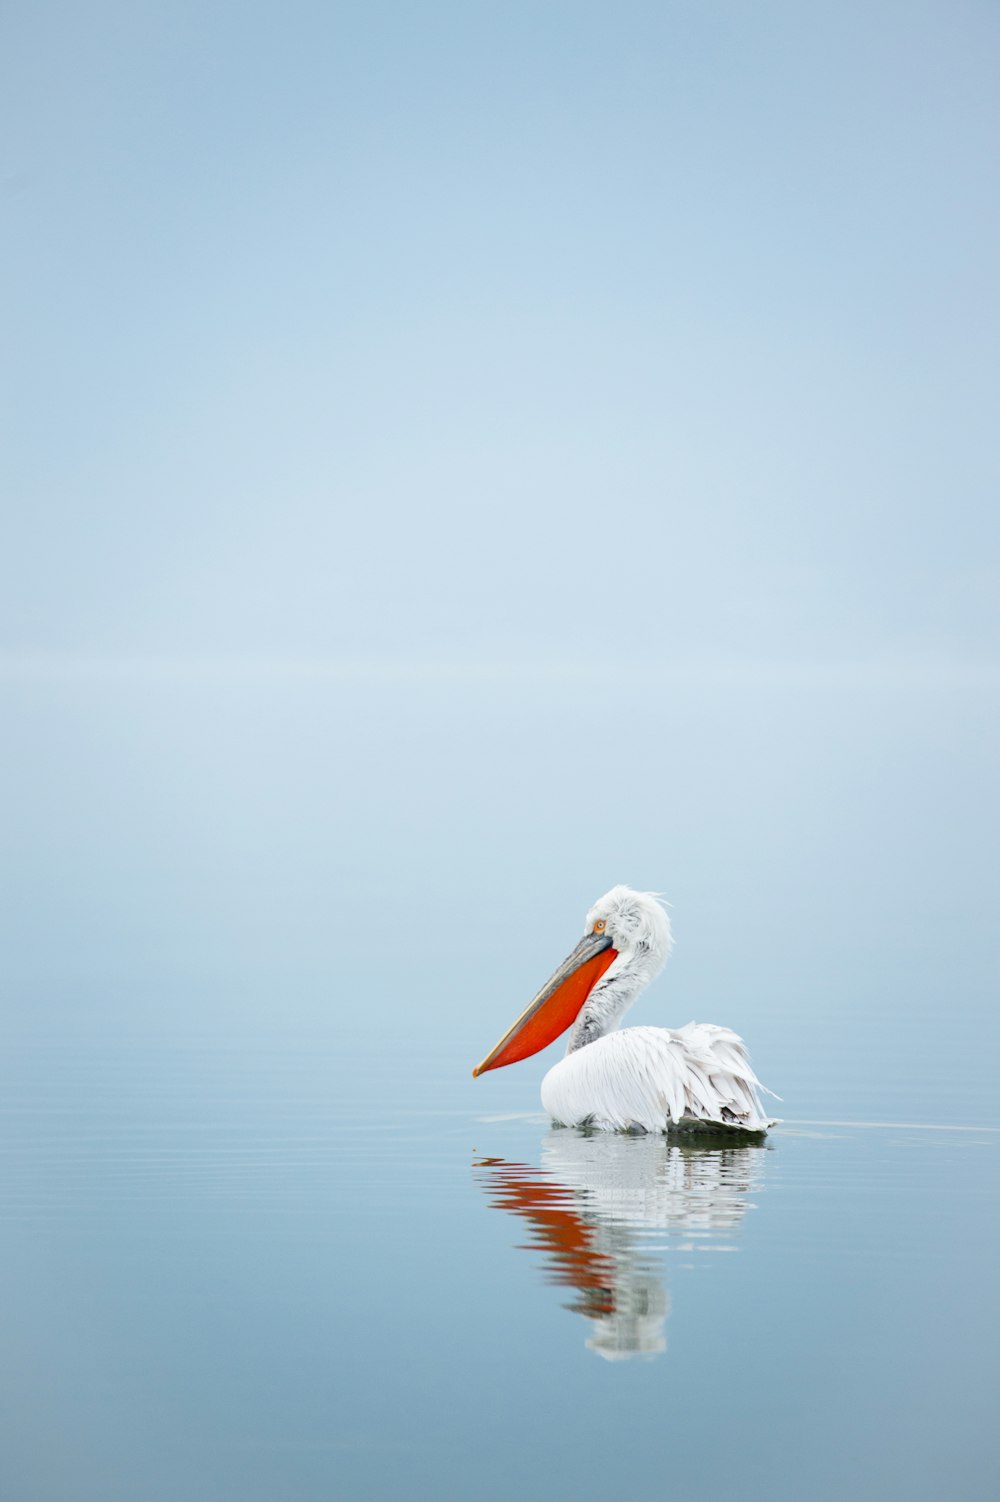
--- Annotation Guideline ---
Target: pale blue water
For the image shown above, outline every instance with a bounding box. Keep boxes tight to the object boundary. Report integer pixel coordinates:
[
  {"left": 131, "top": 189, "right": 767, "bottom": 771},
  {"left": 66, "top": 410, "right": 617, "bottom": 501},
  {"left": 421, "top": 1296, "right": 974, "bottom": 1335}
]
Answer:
[{"left": 1, "top": 673, "right": 998, "bottom": 1500}]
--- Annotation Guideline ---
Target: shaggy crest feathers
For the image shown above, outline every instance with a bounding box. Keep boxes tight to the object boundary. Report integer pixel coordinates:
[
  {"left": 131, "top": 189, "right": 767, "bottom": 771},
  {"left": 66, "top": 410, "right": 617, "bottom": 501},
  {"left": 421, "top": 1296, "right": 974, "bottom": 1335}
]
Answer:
[{"left": 584, "top": 886, "right": 674, "bottom": 970}]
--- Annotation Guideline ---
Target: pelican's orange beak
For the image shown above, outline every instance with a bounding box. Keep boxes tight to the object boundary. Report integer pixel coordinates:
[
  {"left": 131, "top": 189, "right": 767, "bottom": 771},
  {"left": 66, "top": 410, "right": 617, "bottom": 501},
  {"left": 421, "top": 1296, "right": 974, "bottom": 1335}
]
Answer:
[{"left": 473, "top": 930, "right": 617, "bottom": 1077}]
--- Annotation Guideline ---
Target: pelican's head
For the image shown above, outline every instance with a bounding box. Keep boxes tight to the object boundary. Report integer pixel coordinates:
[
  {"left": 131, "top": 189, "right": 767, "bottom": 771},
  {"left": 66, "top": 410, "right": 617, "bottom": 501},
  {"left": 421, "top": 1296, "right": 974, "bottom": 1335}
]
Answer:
[
  {"left": 472, "top": 885, "right": 673, "bottom": 1078},
  {"left": 584, "top": 885, "right": 673, "bottom": 970}
]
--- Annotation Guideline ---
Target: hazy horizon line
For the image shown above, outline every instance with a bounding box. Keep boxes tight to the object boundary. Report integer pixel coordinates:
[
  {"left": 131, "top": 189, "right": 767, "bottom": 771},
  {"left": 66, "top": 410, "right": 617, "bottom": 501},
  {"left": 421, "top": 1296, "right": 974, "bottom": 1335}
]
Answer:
[{"left": 1, "top": 648, "right": 997, "bottom": 687}]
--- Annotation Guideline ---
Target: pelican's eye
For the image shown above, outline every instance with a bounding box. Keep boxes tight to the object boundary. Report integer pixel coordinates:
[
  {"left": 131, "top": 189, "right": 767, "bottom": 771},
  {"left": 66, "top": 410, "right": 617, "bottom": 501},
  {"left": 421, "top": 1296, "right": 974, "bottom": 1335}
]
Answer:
[{"left": 593, "top": 919, "right": 606, "bottom": 933}]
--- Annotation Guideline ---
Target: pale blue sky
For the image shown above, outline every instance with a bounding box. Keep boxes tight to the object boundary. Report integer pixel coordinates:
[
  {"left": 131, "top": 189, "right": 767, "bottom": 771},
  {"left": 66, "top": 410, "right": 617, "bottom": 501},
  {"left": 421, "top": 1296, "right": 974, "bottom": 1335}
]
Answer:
[{"left": 3, "top": 1, "right": 998, "bottom": 671}]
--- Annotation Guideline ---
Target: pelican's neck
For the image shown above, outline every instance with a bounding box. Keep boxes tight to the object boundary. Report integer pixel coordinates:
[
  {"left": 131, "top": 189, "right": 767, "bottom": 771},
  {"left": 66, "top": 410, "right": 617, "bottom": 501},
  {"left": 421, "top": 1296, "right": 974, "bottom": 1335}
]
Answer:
[{"left": 567, "top": 947, "right": 656, "bottom": 1053}]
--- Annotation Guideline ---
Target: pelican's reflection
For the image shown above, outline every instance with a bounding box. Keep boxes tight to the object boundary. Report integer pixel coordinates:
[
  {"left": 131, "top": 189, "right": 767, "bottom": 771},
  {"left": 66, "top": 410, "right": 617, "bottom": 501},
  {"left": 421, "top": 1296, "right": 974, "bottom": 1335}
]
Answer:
[{"left": 476, "top": 1130, "right": 767, "bottom": 1361}]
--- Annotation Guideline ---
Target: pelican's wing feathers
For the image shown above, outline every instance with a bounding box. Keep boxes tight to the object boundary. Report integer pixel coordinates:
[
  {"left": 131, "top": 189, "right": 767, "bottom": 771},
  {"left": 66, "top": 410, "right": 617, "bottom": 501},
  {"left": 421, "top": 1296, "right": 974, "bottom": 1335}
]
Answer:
[{"left": 541, "top": 1024, "right": 777, "bottom": 1134}]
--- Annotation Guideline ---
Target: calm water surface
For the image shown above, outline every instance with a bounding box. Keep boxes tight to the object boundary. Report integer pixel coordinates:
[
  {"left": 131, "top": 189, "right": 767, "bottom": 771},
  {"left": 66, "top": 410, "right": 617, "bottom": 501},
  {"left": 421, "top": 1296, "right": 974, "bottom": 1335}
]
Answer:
[
  {"left": 2, "top": 1019, "right": 997, "bottom": 1502},
  {"left": 2, "top": 675, "right": 998, "bottom": 1499}
]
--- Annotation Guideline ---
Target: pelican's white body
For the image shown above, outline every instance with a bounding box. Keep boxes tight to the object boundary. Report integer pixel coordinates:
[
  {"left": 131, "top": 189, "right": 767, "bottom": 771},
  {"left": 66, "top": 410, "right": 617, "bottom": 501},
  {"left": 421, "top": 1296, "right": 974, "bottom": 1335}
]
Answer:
[
  {"left": 542, "top": 1022, "right": 773, "bottom": 1133},
  {"left": 540, "top": 887, "right": 775, "bottom": 1134}
]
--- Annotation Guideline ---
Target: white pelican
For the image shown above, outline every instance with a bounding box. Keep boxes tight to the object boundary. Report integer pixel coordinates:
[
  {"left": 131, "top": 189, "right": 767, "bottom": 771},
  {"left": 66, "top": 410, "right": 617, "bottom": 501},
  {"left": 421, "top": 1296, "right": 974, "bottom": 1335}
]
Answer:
[{"left": 473, "top": 885, "right": 776, "bottom": 1133}]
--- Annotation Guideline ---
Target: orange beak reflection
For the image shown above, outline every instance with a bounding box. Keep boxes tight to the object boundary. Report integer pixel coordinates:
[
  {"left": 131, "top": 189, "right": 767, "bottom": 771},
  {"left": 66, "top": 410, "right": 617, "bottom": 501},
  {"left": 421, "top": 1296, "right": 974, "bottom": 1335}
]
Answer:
[
  {"left": 475, "top": 1158, "right": 616, "bottom": 1316},
  {"left": 473, "top": 931, "right": 617, "bottom": 1077}
]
